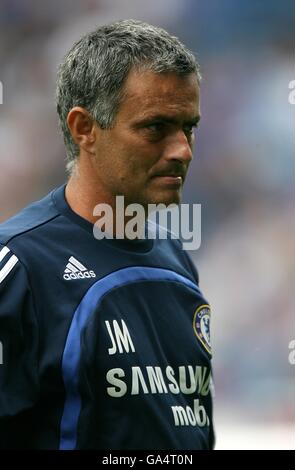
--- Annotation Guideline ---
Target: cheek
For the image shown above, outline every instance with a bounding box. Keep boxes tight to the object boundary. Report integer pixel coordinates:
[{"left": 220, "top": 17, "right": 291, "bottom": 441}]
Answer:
[{"left": 108, "top": 133, "right": 161, "bottom": 179}]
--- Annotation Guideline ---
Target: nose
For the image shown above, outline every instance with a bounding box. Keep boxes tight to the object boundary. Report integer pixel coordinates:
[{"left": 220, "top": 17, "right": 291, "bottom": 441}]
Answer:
[{"left": 164, "top": 130, "right": 193, "bottom": 164}]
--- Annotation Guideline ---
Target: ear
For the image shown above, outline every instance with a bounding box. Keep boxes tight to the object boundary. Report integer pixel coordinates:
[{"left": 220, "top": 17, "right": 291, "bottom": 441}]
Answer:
[{"left": 67, "top": 107, "right": 97, "bottom": 155}]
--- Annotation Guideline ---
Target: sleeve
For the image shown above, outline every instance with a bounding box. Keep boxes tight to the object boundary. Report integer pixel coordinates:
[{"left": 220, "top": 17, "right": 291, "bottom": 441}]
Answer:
[
  {"left": 0, "top": 244, "right": 39, "bottom": 448},
  {"left": 183, "top": 250, "right": 200, "bottom": 285}
]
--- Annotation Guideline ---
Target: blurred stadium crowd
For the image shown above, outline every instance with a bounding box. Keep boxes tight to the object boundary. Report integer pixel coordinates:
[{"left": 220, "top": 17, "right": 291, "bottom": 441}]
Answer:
[{"left": 0, "top": 0, "right": 295, "bottom": 448}]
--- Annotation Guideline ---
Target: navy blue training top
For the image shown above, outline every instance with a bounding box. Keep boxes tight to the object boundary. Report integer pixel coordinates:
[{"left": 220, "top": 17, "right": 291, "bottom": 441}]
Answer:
[{"left": 0, "top": 185, "right": 214, "bottom": 450}]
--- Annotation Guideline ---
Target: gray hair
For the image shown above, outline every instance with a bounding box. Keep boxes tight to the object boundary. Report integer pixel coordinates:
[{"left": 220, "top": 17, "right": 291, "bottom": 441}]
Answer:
[{"left": 55, "top": 19, "right": 201, "bottom": 174}]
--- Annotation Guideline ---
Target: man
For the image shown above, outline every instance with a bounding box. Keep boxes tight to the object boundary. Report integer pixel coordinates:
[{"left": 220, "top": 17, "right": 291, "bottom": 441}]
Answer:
[{"left": 0, "top": 20, "right": 214, "bottom": 450}]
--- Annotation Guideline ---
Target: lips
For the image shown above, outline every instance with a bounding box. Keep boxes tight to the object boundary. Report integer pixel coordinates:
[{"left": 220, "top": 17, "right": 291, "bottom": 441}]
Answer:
[
  {"left": 153, "top": 170, "right": 185, "bottom": 179},
  {"left": 160, "top": 174, "right": 183, "bottom": 179},
  {"left": 152, "top": 174, "right": 183, "bottom": 188}
]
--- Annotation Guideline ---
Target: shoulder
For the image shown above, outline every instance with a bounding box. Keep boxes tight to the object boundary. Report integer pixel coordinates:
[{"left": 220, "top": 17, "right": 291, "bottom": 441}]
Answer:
[
  {"left": 0, "top": 187, "right": 68, "bottom": 307},
  {"left": 0, "top": 189, "right": 59, "bottom": 246},
  {"left": 0, "top": 188, "right": 64, "bottom": 277},
  {"left": 147, "top": 220, "right": 199, "bottom": 285}
]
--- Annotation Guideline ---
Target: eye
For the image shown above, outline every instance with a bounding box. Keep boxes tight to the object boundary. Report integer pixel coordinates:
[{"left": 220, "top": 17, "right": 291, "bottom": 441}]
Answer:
[{"left": 146, "top": 122, "right": 165, "bottom": 133}]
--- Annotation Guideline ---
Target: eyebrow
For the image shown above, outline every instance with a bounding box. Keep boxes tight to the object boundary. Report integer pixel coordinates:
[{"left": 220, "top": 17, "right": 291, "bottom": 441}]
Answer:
[{"left": 136, "top": 114, "right": 201, "bottom": 126}]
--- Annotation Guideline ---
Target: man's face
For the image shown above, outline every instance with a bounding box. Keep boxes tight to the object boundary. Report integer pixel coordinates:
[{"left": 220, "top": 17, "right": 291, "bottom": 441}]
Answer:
[{"left": 92, "top": 69, "right": 200, "bottom": 208}]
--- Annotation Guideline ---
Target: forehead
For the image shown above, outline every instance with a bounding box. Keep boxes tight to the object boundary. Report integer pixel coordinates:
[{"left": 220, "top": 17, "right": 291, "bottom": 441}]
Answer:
[{"left": 119, "top": 69, "right": 200, "bottom": 121}]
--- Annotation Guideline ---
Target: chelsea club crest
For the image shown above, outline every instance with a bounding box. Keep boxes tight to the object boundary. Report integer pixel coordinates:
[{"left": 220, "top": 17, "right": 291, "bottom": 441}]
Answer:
[{"left": 193, "top": 305, "right": 211, "bottom": 355}]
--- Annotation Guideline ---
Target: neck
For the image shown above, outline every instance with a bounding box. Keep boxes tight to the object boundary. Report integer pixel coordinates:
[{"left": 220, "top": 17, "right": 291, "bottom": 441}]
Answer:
[{"left": 65, "top": 165, "right": 147, "bottom": 240}]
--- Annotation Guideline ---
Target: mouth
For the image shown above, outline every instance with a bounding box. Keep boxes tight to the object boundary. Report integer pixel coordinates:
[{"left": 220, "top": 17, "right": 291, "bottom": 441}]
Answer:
[{"left": 152, "top": 173, "right": 184, "bottom": 188}]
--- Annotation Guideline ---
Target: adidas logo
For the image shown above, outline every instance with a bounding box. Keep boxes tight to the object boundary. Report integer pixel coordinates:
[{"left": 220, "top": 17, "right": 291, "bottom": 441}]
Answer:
[{"left": 63, "top": 256, "right": 96, "bottom": 281}]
